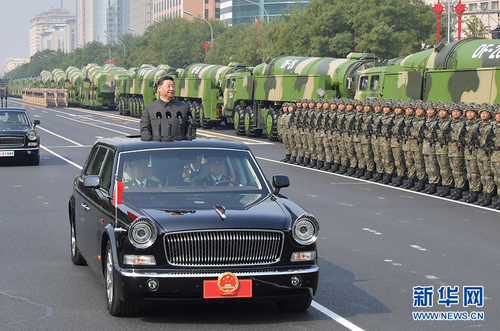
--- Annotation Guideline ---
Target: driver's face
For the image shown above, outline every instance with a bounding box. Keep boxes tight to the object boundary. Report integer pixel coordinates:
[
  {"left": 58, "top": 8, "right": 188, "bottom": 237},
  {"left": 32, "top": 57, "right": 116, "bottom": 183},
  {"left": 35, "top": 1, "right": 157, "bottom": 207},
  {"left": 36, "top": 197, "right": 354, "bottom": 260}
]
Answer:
[{"left": 209, "top": 160, "right": 224, "bottom": 177}]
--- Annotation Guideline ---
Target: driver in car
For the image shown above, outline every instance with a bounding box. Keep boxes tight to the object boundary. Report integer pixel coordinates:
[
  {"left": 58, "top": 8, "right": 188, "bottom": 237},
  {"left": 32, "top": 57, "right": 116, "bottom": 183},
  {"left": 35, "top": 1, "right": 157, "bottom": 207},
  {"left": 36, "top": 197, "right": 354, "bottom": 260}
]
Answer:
[{"left": 194, "top": 156, "right": 238, "bottom": 186}]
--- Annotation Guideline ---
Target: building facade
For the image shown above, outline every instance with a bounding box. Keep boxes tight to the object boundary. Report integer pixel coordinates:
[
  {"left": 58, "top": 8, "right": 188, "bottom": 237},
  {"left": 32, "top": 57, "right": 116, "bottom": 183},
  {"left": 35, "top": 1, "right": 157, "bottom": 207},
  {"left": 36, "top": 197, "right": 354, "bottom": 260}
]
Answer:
[
  {"left": 29, "top": 8, "right": 75, "bottom": 56},
  {"left": 152, "top": 0, "right": 221, "bottom": 21},
  {"left": 129, "top": 0, "right": 153, "bottom": 35},
  {"left": 1, "top": 58, "right": 30, "bottom": 78},
  {"left": 220, "top": 0, "right": 308, "bottom": 26}
]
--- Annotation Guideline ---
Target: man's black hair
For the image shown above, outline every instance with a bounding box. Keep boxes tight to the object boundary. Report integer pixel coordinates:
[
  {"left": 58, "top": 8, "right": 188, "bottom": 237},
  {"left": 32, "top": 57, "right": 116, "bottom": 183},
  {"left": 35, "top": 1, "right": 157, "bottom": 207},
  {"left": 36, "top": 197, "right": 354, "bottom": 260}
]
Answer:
[{"left": 158, "top": 75, "right": 174, "bottom": 86}]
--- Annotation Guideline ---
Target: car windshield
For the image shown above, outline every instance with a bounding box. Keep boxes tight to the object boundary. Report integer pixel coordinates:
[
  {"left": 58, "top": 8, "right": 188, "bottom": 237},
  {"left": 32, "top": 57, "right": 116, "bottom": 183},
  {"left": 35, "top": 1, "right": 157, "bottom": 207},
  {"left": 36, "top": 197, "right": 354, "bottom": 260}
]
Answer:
[
  {"left": 0, "top": 111, "right": 29, "bottom": 127},
  {"left": 115, "top": 148, "right": 270, "bottom": 210}
]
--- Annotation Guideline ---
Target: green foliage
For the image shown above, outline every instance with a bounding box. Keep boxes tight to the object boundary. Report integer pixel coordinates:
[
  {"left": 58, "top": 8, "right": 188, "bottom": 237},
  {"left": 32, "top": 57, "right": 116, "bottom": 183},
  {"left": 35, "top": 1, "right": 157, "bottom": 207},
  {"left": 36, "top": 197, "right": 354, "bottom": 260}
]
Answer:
[{"left": 464, "top": 15, "right": 488, "bottom": 39}]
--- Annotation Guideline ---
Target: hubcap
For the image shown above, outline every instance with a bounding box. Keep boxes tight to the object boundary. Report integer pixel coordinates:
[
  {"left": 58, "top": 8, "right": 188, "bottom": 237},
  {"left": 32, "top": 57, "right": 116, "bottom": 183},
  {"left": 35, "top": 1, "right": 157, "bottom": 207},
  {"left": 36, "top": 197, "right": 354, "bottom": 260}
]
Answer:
[
  {"left": 71, "top": 225, "right": 76, "bottom": 258},
  {"left": 106, "top": 248, "right": 113, "bottom": 305}
]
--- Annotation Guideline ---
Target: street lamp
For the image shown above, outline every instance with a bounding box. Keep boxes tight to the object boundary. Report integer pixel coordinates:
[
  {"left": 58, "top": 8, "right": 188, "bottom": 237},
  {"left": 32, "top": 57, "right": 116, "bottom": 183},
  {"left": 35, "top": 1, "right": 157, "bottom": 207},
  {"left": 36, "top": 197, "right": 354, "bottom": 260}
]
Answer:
[
  {"left": 94, "top": 39, "right": 112, "bottom": 63},
  {"left": 104, "top": 33, "right": 126, "bottom": 57},
  {"left": 152, "top": 19, "right": 161, "bottom": 24},
  {"left": 184, "top": 11, "right": 213, "bottom": 48},
  {"left": 127, "top": 27, "right": 136, "bottom": 34},
  {"left": 244, "top": 0, "right": 270, "bottom": 23}
]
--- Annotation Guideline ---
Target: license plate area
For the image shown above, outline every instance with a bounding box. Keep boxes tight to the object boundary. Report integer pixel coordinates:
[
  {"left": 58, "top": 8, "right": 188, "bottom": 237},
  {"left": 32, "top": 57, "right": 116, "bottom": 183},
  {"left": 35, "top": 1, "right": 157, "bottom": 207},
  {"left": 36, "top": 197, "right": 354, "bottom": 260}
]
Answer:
[
  {"left": 203, "top": 278, "right": 252, "bottom": 299},
  {"left": 0, "top": 151, "right": 14, "bottom": 157}
]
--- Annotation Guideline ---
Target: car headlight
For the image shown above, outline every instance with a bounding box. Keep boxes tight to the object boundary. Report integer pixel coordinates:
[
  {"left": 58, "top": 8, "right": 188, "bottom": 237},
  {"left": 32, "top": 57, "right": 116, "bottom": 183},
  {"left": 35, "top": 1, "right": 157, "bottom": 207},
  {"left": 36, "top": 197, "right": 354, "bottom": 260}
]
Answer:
[
  {"left": 27, "top": 130, "right": 37, "bottom": 141},
  {"left": 292, "top": 213, "right": 319, "bottom": 245},
  {"left": 128, "top": 217, "right": 157, "bottom": 249}
]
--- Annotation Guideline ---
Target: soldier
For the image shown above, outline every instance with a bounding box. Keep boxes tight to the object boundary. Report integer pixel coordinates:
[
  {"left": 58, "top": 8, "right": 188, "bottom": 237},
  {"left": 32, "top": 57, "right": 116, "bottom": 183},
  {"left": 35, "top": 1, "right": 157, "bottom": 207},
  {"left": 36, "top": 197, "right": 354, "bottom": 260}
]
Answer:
[
  {"left": 279, "top": 103, "right": 291, "bottom": 162},
  {"left": 321, "top": 99, "right": 333, "bottom": 170},
  {"left": 402, "top": 100, "right": 416, "bottom": 189},
  {"left": 305, "top": 99, "right": 317, "bottom": 167},
  {"left": 447, "top": 102, "right": 467, "bottom": 200},
  {"left": 286, "top": 103, "right": 298, "bottom": 164},
  {"left": 361, "top": 98, "right": 375, "bottom": 180},
  {"left": 434, "top": 101, "right": 454, "bottom": 197},
  {"left": 344, "top": 99, "right": 358, "bottom": 176},
  {"left": 476, "top": 103, "right": 495, "bottom": 206},
  {"left": 292, "top": 99, "right": 305, "bottom": 165},
  {"left": 352, "top": 99, "right": 366, "bottom": 178},
  {"left": 422, "top": 100, "right": 440, "bottom": 194},
  {"left": 336, "top": 99, "right": 349, "bottom": 174},
  {"left": 390, "top": 99, "right": 406, "bottom": 186},
  {"left": 463, "top": 103, "right": 482, "bottom": 203},
  {"left": 371, "top": 99, "right": 385, "bottom": 182},
  {"left": 409, "top": 100, "right": 427, "bottom": 192},
  {"left": 312, "top": 99, "right": 326, "bottom": 169},
  {"left": 379, "top": 99, "right": 396, "bottom": 184},
  {"left": 299, "top": 99, "right": 312, "bottom": 166},
  {"left": 328, "top": 99, "right": 341, "bottom": 172},
  {"left": 490, "top": 106, "right": 500, "bottom": 209}
]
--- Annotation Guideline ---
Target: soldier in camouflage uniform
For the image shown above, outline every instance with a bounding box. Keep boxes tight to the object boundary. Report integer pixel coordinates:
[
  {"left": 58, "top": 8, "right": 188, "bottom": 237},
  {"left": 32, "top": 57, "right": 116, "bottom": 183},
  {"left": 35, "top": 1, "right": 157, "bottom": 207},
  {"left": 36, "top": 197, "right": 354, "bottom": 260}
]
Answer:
[
  {"left": 344, "top": 99, "right": 358, "bottom": 176},
  {"left": 279, "top": 103, "right": 291, "bottom": 162},
  {"left": 490, "top": 107, "right": 500, "bottom": 209},
  {"left": 305, "top": 99, "right": 317, "bottom": 167},
  {"left": 409, "top": 100, "right": 427, "bottom": 192},
  {"left": 463, "top": 103, "right": 482, "bottom": 203},
  {"left": 361, "top": 98, "right": 375, "bottom": 180},
  {"left": 312, "top": 99, "right": 326, "bottom": 169},
  {"left": 476, "top": 104, "right": 495, "bottom": 206},
  {"left": 329, "top": 99, "right": 341, "bottom": 172},
  {"left": 292, "top": 99, "right": 305, "bottom": 165},
  {"left": 353, "top": 99, "right": 366, "bottom": 178},
  {"left": 320, "top": 99, "right": 333, "bottom": 170},
  {"left": 434, "top": 101, "right": 454, "bottom": 197},
  {"left": 299, "top": 100, "right": 312, "bottom": 166},
  {"left": 336, "top": 99, "right": 349, "bottom": 174},
  {"left": 422, "top": 101, "right": 440, "bottom": 194},
  {"left": 447, "top": 102, "right": 467, "bottom": 200},
  {"left": 390, "top": 99, "right": 406, "bottom": 186},
  {"left": 286, "top": 103, "right": 298, "bottom": 164},
  {"left": 402, "top": 100, "right": 416, "bottom": 189},
  {"left": 380, "top": 99, "right": 396, "bottom": 184},
  {"left": 371, "top": 99, "right": 385, "bottom": 182}
]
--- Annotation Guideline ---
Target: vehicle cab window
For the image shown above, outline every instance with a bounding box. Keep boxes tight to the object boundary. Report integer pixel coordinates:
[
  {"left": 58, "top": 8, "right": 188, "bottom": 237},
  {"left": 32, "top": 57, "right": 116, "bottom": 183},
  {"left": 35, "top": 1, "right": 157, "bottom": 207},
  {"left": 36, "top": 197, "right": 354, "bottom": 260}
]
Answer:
[{"left": 84, "top": 146, "right": 108, "bottom": 176}]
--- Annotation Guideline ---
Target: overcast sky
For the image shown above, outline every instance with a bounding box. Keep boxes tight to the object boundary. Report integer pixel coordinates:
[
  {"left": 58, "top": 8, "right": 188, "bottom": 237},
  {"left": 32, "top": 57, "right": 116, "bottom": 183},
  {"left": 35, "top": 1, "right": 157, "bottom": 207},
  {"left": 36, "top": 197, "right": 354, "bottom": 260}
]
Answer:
[{"left": 1, "top": 0, "right": 76, "bottom": 76}]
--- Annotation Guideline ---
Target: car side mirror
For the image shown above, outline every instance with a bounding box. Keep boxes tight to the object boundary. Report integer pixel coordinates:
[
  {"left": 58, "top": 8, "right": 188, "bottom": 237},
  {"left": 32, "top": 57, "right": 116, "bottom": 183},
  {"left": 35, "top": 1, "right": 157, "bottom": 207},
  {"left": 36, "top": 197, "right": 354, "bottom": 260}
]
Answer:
[
  {"left": 272, "top": 174, "right": 289, "bottom": 195},
  {"left": 33, "top": 120, "right": 40, "bottom": 126},
  {"left": 84, "top": 175, "right": 101, "bottom": 189}
]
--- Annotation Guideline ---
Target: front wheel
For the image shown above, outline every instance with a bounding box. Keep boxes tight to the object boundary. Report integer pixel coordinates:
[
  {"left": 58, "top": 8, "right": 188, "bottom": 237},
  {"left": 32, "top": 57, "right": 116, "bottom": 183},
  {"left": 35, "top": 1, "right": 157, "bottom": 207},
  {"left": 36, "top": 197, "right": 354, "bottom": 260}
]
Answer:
[
  {"left": 70, "top": 219, "right": 86, "bottom": 265},
  {"left": 233, "top": 105, "right": 245, "bottom": 135},
  {"left": 105, "top": 242, "right": 140, "bottom": 316}
]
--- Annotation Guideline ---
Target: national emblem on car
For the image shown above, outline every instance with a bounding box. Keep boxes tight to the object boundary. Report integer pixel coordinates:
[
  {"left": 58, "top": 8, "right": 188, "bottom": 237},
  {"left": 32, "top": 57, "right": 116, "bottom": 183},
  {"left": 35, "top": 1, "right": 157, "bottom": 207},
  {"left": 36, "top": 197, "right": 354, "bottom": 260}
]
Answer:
[{"left": 217, "top": 272, "right": 239, "bottom": 296}]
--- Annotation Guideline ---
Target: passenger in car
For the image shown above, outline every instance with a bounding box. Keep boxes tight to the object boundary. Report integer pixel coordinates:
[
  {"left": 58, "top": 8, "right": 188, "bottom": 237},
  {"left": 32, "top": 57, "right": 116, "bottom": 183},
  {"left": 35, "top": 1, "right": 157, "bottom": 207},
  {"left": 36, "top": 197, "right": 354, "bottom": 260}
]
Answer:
[
  {"left": 124, "top": 159, "right": 162, "bottom": 189},
  {"left": 182, "top": 154, "right": 204, "bottom": 184},
  {"left": 192, "top": 156, "right": 239, "bottom": 186}
]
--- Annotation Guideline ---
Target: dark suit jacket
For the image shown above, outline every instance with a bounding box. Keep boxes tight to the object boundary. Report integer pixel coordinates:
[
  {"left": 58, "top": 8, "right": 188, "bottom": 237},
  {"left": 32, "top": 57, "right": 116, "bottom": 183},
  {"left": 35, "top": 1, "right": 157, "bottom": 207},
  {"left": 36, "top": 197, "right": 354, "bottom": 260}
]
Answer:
[{"left": 140, "top": 98, "right": 189, "bottom": 141}]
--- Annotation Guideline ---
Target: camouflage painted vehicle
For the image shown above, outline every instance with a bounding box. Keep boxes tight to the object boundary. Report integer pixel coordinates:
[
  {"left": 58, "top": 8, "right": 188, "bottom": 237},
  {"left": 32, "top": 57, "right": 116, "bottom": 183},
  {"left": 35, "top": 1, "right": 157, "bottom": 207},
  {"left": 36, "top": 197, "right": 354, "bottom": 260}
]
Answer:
[
  {"left": 52, "top": 69, "right": 67, "bottom": 89},
  {"left": 115, "top": 64, "right": 177, "bottom": 117},
  {"left": 174, "top": 62, "right": 247, "bottom": 128},
  {"left": 82, "top": 63, "right": 115, "bottom": 110},
  {"left": 223, "top": 54, "right": 377, "bottom": 138},
  {"left": 65, "top": 66, "right": 85, "bottom": 106},
  {"left": 40, "top": 70, "right": 54, "bottom": 89},
  {"left": 355, "top": 38, "right": 500, "bottom": 103}
]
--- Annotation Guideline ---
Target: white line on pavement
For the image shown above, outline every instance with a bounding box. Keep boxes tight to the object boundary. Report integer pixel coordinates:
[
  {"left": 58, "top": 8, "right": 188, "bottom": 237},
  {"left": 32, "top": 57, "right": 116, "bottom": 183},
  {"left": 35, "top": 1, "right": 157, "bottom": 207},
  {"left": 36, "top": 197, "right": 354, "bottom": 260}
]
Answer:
[
  {"left": 37, "top": 126, "right": 84, "bottom": 146},
  {"left": 311, "top": 301, "right": 367, "bottom": 331}
]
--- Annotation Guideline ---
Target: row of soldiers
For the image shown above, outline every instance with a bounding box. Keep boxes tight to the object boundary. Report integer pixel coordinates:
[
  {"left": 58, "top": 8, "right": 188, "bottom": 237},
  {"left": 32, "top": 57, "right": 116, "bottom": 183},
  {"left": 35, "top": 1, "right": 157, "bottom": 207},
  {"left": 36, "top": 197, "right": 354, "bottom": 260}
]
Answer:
[{"left": 278, "top": 97, "right": 500, "bottom": 209}]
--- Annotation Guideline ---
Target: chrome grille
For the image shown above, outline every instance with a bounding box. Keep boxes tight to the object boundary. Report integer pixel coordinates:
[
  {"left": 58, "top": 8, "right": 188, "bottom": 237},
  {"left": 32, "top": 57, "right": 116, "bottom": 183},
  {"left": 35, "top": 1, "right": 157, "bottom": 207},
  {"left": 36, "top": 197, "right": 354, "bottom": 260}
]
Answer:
[
  {"left": 164, "top": 230, "right": 284, "bottom": 267},
  {"left": 0, "top": 136, "right": 25, "bottom": 147}
]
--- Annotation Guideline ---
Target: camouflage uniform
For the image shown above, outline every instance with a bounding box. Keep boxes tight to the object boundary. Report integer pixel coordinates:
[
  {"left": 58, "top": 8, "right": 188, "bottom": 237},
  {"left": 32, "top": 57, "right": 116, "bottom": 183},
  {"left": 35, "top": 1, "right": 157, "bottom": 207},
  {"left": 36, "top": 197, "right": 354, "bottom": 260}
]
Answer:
[
  {"left": 279, "top": 103, "right": 291, "bottom": 162},
  {"left": 408, "top": 101, "right": 427, "bottom": 192},
  {"left": 463, "top": 103, "right": 482, "bottom": 203},
  {"left": 490, "top": 107, "right": 500, "bottom": 209},
  {"left": 447, "top": 102, "right": 467, "bottom": 200},
  {"left": 321, "top": 100, "right": 333, "bottom": 170},
  {"left": 390, "top": 100, "right": 406, "bottom": 186},
  {"left": 371, "top": 99, "right": 385, "bottom": 182},
  {"left": 312, "top": 100, "right": 326, "bottom": 169},
  {"left": 292, "top": 100, "right": 305, "bottom": 164},
  {"left": 286, "top": 103, "right": 298, "bottom": 163},
  {"left": 379, "top": 100, "right": 395, "bottom": 184},
  {"left": 336, "top": 100, "right": 349, "bottom": 174},
  {"left": 328, "top": 100, "right": 341, "bottom": 172},
  {"left": 344, "top": 99, "right": 358, "bottom": 175},
  {"left": 422, "top": 101, "right": 440, "bottom": 194},
  {"left": 361, "top": 98, "right": 375, "bottom": 180},
  {"left": 476, "top": 104, "right": 495, "bottom": 206},
  {"left": 353, "top": 99, "right": 365, "bottom": 177},
  {"left": 434, "top": 101, "right": 454, "bottom": 197},
  {"left": 305, "top": 100, "right": 317, "bottom": 166},
  {"left": 299, "top": 101, "right": 311, "bottom": 165},
  {"left": 402, "top": 100, "right": 416, "bottom": 189}
]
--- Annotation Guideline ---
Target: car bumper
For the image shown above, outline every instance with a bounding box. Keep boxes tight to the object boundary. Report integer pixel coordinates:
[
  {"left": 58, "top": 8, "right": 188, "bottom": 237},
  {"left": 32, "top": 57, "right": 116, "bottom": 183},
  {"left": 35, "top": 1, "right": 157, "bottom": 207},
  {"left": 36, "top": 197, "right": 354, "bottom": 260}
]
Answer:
[
  {"left": 0, "top": 147, "right": 39, "bottom": 158},
  {"left": 114, "top": 265, "right": 319, "bottom": 303}
]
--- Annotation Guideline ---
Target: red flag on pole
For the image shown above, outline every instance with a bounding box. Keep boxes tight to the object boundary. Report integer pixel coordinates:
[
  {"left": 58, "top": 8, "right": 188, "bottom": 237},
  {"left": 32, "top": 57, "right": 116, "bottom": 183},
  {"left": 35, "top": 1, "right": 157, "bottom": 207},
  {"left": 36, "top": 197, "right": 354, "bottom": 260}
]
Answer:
[{"left": 113, "top": 182, "right": 124, "bottom": 206}]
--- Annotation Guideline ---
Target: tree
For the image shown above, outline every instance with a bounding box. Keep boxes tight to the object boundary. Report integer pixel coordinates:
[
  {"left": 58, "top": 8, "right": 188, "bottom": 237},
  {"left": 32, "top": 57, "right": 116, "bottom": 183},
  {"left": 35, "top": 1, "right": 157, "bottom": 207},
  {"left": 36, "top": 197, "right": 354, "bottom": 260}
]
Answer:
[{"left": 464, "top": 15, "right": 488, "bottom": 38}]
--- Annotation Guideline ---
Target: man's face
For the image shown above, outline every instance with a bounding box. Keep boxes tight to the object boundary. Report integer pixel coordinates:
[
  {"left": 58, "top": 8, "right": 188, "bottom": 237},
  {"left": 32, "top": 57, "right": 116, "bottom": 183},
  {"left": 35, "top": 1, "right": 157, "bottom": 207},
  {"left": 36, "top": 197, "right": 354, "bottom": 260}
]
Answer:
[
  {"left": 316, "top": 102, "right": 323, "bottom": 109},
  {"left": 282, "top": 106, "right": 288, "bottom": 112},
  {"left": 302, "top": 102, "right": 308, "bottom": 108},
  {"left": 496, "top": 113, "right": 500, "bottom": 121},
  {"left": 356, "top": 105, "right": 363, "bottom": 111},
  {"left": 132, "top": 163, "right": 148, "bottom": 182},
  {"left": 308, "top": 102, "right": 315, "bottom": 109},
  {"left": 426, "top": 108, "right": 436, "bottom": 117},
  {"left": 405, "top": 107, "right": 414, "bottom": 116},
  {"left": 374, "top": 105, "right": 382, "bottom": 113},
  {"left": 452, "top": 109, "right": 461, "bottom": 118},
  {"left": 296, "top": 102, "right": 301, "bottom": 108},
  {"left": 480, "top": 111, "right": 491, "bottom": 120},
  {"left": 383, "top": 106, "right": 391, "bottom": 114},
  {"left": 394, "top": 107, "right": 403, "bottom": 115},
  {"left": 438, "top": 109, "right": 448, "bottom": 118},
  {"left": 364, "top": 105, "right": 372, "bottom": 112},
  {"left": 330, "top": 103, "right": 337, "bottom": 110},
  {"left": 338, "top": 104, "right": 345, "bottom": 111},
  {"left": 158, "top": 79, "right": 175, "bottom": 100},
  {"left": 208, "top": 158, "right": 225, "bottom": 178},
  {"left": 416, "top": 108, "right": 424, "bottom": 117},
  {"left": 466, "top": 110, "right": 477, "bottom": 120},
  {"left": 323, "top": 102, "right": 330, "bottom": 110},
  {"left": 346, "top": 104, "right": 353, "bottom": 111}
]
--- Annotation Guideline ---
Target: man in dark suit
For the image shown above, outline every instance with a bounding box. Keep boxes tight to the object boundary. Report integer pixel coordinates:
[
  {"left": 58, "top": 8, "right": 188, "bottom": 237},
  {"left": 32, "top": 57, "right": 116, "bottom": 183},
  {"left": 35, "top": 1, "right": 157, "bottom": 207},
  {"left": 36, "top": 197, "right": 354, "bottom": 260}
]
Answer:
[{"left": 140, "top": 76, "right": 189, "bottom": 141}]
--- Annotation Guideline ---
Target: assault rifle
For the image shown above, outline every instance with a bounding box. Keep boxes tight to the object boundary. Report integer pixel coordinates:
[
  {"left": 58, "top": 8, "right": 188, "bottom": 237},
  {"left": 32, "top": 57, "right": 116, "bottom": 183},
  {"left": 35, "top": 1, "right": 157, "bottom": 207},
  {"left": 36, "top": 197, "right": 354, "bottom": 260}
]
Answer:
[
  {"left": 385, "top": 118, "right": 394, "bottom": 141},
  {"left": 439, "top": 120, "right": 452, "bottom": 148},
  {"left": 484, "top": 126, "right": 495, "bottom": 155},
  {"left": 347, "top": 115, "right": 356, "bottom": 137},
  {"left": 375, "top": 118, "right": 383, "bottom": 138},
  {"left": 468, "top": 125, "right": 480, "bottom": 155},
  {"left": 330, "top": 114, "right": 338, "bottom": 133},
  {"left": 339, "top": 116, "right": 346, "bottom": 134},
  {"left": 355, "top": 115, "right": 364, "bottom": 137},
  {"left": 396, "top": 120, "right": 405, "bottom": 143},
  {"left": 429, "top": 121, "right": 439, "bottom": 147},
  {"left": 404, "top": 119, "right": 413, "bottom": 143},
  {"left": 416, "top": 122, "right": 425, "bottom": 146},
  {"left": 365, "top": 116, "right": 374, "bottom": 138},
  {"left": 457, "top": 124, "right": 466, "bottom": 151}
]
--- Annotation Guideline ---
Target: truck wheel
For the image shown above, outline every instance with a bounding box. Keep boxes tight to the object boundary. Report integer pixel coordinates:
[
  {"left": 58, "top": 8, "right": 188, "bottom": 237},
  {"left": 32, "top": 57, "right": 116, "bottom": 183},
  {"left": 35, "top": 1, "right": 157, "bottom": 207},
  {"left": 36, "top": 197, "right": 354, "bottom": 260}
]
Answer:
[
  {"left": 193, "top": 102, "right": 201, "bottom": 127},
  {"left": 200, "top": 104, "right": 212, "bottom": 129},
  {"left": 244, "top": 106, "right": 262, "bottom": 138},
  {"left": 233, "top": 105, "right": 245, "bottom": 135},
  {"left": 266, "top": 108, "right": 279, "bottom": 141}
]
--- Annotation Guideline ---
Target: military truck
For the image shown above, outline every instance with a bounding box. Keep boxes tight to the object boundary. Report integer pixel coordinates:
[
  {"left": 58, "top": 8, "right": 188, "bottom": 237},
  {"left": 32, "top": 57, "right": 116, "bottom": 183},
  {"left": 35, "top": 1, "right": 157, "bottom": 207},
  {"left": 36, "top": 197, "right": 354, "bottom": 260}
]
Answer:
[
  {"left": 82, "top": 63, "right": 115, "bottom": 110},
  {"left": 65, "top": 66, "right": 85, "bottom": 106}
]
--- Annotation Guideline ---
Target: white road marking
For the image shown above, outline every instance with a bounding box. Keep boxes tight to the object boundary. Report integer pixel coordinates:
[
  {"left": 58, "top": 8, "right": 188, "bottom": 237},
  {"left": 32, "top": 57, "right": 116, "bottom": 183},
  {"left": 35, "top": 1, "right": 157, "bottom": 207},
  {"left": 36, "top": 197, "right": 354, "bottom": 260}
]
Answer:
[
  {"left": 40, "top": 145, "right": 82, "bottom": 170},
  {"left": 37, "top": 127, "right": 84, "bottom": 146},
  {"left": 340, "top": 202, "right": 354, "bottom": 207},
  {"left": 410, "top": 245, "right": 428, "bottom": 251},
  {"left": 362, "top": 228, "right": 382, "bottom": 235},
  {"left": 311, "top": 301, "right": 367, "bottom": 331},
  {"left": 55, "top": 114, "right": 130, "bottom": 135},
  {"left": 425, "top": 275, "right": 439, "bottom": 280}
]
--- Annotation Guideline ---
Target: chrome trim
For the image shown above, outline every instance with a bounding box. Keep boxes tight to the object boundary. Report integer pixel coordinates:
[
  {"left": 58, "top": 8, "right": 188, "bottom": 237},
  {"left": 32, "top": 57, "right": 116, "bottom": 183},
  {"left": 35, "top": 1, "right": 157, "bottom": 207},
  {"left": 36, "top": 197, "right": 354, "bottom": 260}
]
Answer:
[
  {"left": 0, "top": 136, "right": 25, "bottom": 147},
  {"left": 164, "top": 229, "right": 284, "bottom": 267},
  {"left": 118, "top": 265, "right": 319, "bottom": 278}
]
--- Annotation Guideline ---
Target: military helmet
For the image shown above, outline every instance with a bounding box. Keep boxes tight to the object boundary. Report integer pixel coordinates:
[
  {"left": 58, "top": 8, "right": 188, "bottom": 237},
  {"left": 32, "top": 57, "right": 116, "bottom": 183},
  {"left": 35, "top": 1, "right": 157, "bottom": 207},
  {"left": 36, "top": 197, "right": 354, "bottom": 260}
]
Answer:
[
  {"left": 381, "top": 99, "right": 393, "bottom": 108},
  {"left": 465, "top": 102, "right": 479, "bottom": 113},
  {"left": 495, "top": 106, "right": 500, "bottom": 114},
  {"left": 337, "top": 98, "right": 345, "bottom": 105},
  {"left": 344, "top": 98, "right": 353, "bottom": 105},
  {"left": 394, "top": 99, "right": 405, "bottom": 109},
  {"left": 295, "top": 98, "right": 302, "bottom": 103},
  {"left": 371, "top": 98, "right": 381, "bottom": 107},
  {"left": 480, "top": 102, "right": 492, "bottom": 116},
  {"left": 404, "top": 99, "right": 414, "bottom": 109},
  {"left": 424, "top": 100, "right": 435, "bottom": 109},
  {"left": 446, "top": 101, "right": 458, "bottom": 111},
  {"left": 289, "top": 103, "right": 296, "bottom": 110},
  {"left": 434, "top": 101, "right": 447, "bottom": 112},
  {"left": 329, "top": 98, "right": 338, "bottom": 104},
  {"left": 362, "top": 98, "right": 372, "bottom": 106},
  {"left": 354, "top": 99, "right": 363, "bottom": 106},
  {"left": 414, "top": 100, "right": 425, "bottom": 109}
]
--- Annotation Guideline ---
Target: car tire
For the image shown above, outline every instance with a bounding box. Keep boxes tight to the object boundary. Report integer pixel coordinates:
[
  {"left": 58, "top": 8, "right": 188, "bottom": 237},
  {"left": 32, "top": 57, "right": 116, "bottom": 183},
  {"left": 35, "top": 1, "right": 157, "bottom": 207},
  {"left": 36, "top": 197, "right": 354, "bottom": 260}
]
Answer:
[
  {"left": 70, "top": 220, "right": 86, "bottom": 266},
  {"left": 105, "top": 242, "right": 140, "bottom": 316},
  {"left": 275, "top": 296, "right": 312, "bottom": 312}
]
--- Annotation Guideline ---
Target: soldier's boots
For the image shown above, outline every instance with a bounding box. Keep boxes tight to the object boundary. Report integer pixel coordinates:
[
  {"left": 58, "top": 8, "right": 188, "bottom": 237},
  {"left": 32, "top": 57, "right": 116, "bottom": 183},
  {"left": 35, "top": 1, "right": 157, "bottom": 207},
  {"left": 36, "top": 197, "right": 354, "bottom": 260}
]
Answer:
[
  {"left": 392, "top": 176, "right": 404, "bottom": 187},
  {"left": 479, "top": 192, "right": 494, "bottom": 206},
  {"left": 300, "top": 157, "right": 310, "bottom": 166},
  {"left": 346, "top": 167, "right": 356, "bottom": 176},
  {"left": 466, "top": 191, "right": 479, "bottom": 203},
  {"left": 281, "top": 154, "right": 291, "bottom": 163},
  {"left": 294, "top": 156, "right": 304, "bottom": 165},
  {"left": 330, "top": 163, "right": 340, "bottom": 173},
  {"left": 439, "top": 185, "right": 452, "bottom": 197},
  {"left": 372, "top": 172, "right": 384, "bottom": 182},
  {"left": 451, "top": 187, "right": 463, "bottom": 200},
  {"left": 381, "top": 173, "right": 393, "bottom": 184},
  {"left": 337, "top": 165, "right": 347, "bottom": 174},
  {"left": 355, "top": 168, "right": 365, "bottom": 178},
  {"left": 414, "top": 179, "right": 426, "bottom": 192},
  {"left": 493, "top": 200, "right": 500, "bottom": 210},
  {"left": 320, "top": 162, "right": 331, "bottom": 171},
  {"left": 288, "top": 156, "right": 296, "bottom": 164},
  {"left": 425, "top": 183, "right": 438, "bottom": 194},
  {"left": 362, "top": 170, "right": 373, "bottom": 180},
  {"left": 314, "top": 160, "right": 324, "bottom": 169},
  {"left": 403, "top": 177, "right": 415, "bottom": 189},
  {"left": 307, "top": 159, "right": 317, "bottom": 168}
]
